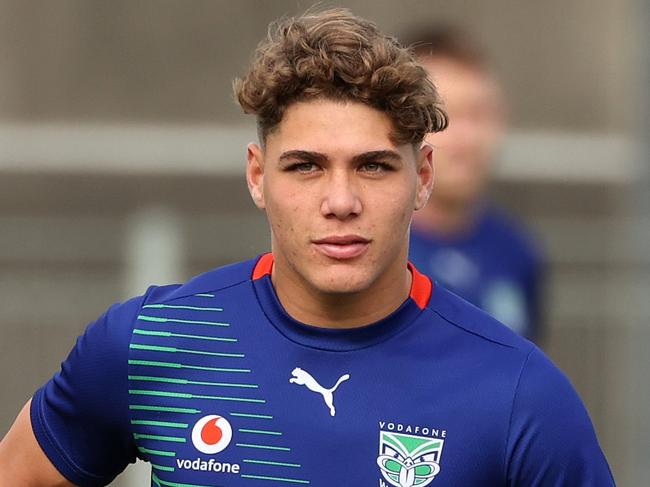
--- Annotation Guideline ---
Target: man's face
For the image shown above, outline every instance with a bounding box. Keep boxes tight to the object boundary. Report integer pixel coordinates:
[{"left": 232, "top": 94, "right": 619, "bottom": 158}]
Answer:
[
  {"left": 247, "top": 99, "right": 433, "bottom": 295},
  {"left": 421, "top": 56, "right": 504, "bottom": 206}
]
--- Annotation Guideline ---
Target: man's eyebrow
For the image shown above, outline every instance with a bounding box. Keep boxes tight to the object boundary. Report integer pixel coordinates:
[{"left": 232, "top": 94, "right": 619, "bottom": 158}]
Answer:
[
  {"left": 352, "top": 150, "right": 403, "bottom": 164},
  {"left": 278, "top": 150, "right": 329, "bottom": 163},
  {"left": 277, "top": 149, "right": 402, "bottom": 164}
]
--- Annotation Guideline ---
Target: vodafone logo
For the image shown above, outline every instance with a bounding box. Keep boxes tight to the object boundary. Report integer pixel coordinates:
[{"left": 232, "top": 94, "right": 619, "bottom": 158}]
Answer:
[
  {"left": 191, "top": 415, "right": 233, "bottom": 454},
  {"left": 178, "top": 415, "right": 240, "bottom": 473}
]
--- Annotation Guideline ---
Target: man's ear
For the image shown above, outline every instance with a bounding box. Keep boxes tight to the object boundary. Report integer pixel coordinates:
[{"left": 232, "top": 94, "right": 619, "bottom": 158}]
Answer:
[
  {"left": 414, "top": 142, "right": 434, "bottom": 210},
  {"left": 246, "top": 143, "right": 265, "bottom": 209}
]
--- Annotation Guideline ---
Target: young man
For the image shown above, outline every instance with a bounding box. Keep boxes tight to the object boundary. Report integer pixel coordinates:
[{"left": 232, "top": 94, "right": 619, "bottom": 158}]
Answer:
[
  {"left": 404, "top": 26, "right": 545, "bottom": 341},
  {"left": 0, "top": 9, "right": 613, "bottom": 487}
]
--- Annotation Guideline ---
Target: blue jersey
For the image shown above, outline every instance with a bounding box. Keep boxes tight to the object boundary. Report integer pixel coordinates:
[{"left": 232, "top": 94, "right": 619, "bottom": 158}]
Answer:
[
  {"left": 31, "top": 254, "right": 612, "bottom": 487},
  {"left": 409, "top": 205, "right": 544, "bottom": 340}
]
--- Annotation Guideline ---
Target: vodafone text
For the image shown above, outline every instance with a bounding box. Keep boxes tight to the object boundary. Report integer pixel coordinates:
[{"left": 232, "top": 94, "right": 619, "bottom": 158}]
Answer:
[{"left": 176, "top": 458, "right": 240, "bottom": 473}]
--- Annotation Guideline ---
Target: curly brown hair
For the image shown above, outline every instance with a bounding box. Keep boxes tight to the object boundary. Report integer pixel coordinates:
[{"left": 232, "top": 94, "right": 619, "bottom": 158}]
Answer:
[{"left": 234, "top": 8, "right": 447, "bottom": 146}]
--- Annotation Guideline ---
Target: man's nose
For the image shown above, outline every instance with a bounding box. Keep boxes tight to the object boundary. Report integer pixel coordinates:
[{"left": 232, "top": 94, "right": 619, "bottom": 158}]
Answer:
[{"left": 320, "top": 170, "right": 362, "bottom": 220}]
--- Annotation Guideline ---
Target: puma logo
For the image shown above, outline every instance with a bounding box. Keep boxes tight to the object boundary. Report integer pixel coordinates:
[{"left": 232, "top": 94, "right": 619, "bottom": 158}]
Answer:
[{"left": 289, "top": 367, "right": 350, "bottom": 417}]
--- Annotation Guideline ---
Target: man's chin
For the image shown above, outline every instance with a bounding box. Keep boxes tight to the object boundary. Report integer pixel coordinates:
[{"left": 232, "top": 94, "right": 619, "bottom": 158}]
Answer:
[{"left": 307, "top": 270, "right": 374, "bottom": 296}]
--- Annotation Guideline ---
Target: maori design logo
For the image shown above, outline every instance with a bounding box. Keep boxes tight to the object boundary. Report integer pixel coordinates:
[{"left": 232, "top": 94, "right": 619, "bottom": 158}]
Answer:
[{"left": 377, "top": 431, "right": 444, "bottom": 487}]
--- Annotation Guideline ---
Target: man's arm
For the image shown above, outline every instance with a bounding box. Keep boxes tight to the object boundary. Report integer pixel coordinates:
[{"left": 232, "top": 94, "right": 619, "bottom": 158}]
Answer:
[
  {"left": 0, "top": 399, "right": 76, "bottom": 487},
  {"left": 17, "top": 296, "right": 149, "bottom": 486}
]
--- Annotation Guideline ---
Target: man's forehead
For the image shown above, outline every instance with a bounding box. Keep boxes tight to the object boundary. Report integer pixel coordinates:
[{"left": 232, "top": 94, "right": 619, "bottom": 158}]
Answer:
[
  {"left": 263, "top": 99, "right": 406, "bottom": 155},
  {"left": 278, "top": 99, "right": 393, "bottom": 131}
]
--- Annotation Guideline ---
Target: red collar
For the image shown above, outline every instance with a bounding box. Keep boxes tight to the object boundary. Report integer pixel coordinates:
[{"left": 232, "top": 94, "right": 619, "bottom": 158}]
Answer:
[{"left": 251, "top": 252, "right": 431, "bottom": 309}]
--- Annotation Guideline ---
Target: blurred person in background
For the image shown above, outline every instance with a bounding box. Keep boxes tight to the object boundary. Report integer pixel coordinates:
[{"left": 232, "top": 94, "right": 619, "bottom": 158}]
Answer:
[{"left": 404, "top": 26, "right": 545, "bottom": 342}]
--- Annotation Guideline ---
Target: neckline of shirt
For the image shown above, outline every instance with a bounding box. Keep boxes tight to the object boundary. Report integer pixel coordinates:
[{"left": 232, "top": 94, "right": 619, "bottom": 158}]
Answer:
[{"left": 250, "top": 253, "right": 433, "bottom": 352}]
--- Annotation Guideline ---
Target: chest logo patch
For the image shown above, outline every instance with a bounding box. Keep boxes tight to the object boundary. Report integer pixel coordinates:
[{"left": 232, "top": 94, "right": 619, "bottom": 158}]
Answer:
[
  {"left": 289, "top": 367, "right": 350, "bottom": 416},
  {"left": 191, "top": 415, "right": 233, "bottom": 454},
  {"left": 377, "top": 430, "right": 444, "bottom": 487}
]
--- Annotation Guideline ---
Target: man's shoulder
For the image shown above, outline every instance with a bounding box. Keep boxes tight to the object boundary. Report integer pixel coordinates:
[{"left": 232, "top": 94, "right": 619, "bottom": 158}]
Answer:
[
  {"left": 422, "top": 287, "right": 597, "bottom": 437},
  {"left": 145, "top": 255, "right": 261, "bottom": 304},
  {"left": 426, "top": 284, "right": 532, "bottom": 352},
  {"left": 422, "top": 287, "right": 594, "bottom": 433},
  {"left": 97, "top": 256, "right": 261, "bottom": 335}
]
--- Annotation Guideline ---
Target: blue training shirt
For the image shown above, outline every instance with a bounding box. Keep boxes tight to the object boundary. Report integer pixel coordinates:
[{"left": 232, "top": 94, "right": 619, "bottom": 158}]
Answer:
[
  {"left": 409, "top": 205, "right": 544, "bottom": 340},
  {"left": 31, "top": 254, "right": 613, "bottom": 487}
]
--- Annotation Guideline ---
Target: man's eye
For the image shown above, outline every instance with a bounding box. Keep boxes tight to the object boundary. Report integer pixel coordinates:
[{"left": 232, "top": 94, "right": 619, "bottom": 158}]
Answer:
[
  {"left": 288, "top": 162, "right": 319, "bottom": 173},
  {"left": 360, "top": 162, "right": 390, "bottom": 173}
]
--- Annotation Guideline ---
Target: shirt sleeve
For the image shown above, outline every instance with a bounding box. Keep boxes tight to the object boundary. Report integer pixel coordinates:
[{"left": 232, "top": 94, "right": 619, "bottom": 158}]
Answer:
[
  {"left": 30, "top": 292, "right": 148, "bottom": 487},
  {"left": 505, "top": 347, "right": 615, "bottom": 486}
]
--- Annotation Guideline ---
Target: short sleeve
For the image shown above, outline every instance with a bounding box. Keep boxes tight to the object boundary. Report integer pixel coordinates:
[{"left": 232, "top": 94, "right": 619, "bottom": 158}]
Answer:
[
  {"left": 506, "top": 347, "right": 615, "bottom": 486},
  {"left": 30, "top": 293, "right": 148, "bottom": 487}
]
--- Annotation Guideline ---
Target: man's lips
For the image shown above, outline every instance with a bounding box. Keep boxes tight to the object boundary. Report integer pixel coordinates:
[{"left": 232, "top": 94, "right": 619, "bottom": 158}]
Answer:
[{"left": 311, "top": 235, "right": 370, "bottom": 260}]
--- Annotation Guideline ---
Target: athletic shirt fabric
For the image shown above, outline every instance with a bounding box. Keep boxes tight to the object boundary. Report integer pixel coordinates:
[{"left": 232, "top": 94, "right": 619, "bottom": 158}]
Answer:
[
  {"left": 409, "top": 205, "right": 544, "bottom": 340},
  {"left": 31, "top": 254, "right": 613, "bottom": 487}
]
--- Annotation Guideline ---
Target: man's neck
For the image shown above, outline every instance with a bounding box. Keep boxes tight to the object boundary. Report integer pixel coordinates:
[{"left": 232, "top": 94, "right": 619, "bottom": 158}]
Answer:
[{"left": 271, "top": 258, "right": 412, "bottom": 329}]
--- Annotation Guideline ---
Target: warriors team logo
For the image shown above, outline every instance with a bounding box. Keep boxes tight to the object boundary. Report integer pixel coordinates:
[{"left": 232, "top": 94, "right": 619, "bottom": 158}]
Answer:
[
  {"left": 377, "top": 431, "right": 444, "bottom": 487},
  {"left": 191, "top": 415, "right": 233, "bottom": 454}
]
